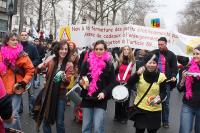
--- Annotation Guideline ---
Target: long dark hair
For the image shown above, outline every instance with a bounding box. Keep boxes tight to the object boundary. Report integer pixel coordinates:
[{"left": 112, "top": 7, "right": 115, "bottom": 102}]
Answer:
[
  {"left": 3, "top": 32, "right": 18, "bottom": 45},
  {"left": 93, "top": 40, "right": 107, "bottom": 50},
  {"left": 52, "top": 40, "right": 71, "bottom": 71}
]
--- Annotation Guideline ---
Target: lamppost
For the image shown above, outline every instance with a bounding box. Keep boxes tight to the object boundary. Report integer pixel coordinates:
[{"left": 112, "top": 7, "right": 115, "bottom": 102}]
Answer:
[{"left": 7, "top": 0, "right": 15, "bottom": 32}]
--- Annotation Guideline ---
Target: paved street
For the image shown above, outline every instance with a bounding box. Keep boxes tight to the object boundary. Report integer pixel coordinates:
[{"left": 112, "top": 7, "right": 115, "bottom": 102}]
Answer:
[{"left": 20, "top": 79, "right": 188, "bottom": 133}]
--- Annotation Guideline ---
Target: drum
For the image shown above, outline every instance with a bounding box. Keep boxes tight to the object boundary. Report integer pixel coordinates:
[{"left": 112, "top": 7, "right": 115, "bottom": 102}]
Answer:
[
  {"left": 112, "top": 85, "right": 129, "bottom": 102},
  {"left": 13, "top": 82, "right": 31, "bottom": 95},
  {"left": 5, "top": 128, "right": 24, "bottom": 133}
]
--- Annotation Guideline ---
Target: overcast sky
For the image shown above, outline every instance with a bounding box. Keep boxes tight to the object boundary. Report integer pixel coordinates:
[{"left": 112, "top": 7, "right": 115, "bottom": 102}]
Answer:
[{"left": 155, "top": 0, "right": 189, "bottom": 31}]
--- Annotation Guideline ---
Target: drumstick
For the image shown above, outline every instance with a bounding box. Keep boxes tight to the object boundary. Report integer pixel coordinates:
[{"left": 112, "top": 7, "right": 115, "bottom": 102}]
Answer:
[
  {"left": 166, "top": 79, "right": 172, "bottom": 82},
  {"left": 115, "top": 53, "right": 119, "bottom": 61},
  {"left": 186, "top": 72, "right": 200, "bottom": 77}
]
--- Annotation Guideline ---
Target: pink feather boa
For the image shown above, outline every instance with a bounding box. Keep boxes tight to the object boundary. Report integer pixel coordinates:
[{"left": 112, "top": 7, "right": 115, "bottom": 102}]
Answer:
[
  {"left": 87, "top": 51, "right": 111, "bottom": 96},
  {"left": 0, "top": 44, "right": 23, "bottom": 74},
  {"left": 185, "top": 59, "right": 200, "bottom": 99}
]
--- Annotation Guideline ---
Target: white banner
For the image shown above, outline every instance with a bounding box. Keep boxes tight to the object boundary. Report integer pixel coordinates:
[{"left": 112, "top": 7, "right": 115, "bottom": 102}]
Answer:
[{"left": 58, "top": 24, "right": 200, "bottom": 57}]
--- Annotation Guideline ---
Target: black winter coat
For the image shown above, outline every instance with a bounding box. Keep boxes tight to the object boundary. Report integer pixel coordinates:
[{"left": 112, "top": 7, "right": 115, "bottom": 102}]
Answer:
[{"left": 80, "top": 60, "right": 116, "bottom": 110}]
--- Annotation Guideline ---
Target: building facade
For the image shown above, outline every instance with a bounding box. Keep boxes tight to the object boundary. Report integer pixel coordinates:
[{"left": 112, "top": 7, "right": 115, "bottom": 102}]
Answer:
[{"left": 0, "top": 0, "right": 8, "bottom": 40}]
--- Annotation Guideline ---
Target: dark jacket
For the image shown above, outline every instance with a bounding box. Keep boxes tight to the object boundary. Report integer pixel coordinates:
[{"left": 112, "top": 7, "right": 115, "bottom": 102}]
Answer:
[
  {"left": 177, "top": 67, "right": 200, "bottom": 108},
  {"left": 36, "top": 45, "right": 46, "bottom": 64},
  {"left": 21, "top": 41, "right": 40, "bottom": 67},
  {"left": 152, "top": 49, "right": 178, "bottom": 79},
  {"left": 152, "top": 49, "right": 178, "bottom": 90},
  {"left": 80, "top": 60, "right": 116, "bottom": 110}
]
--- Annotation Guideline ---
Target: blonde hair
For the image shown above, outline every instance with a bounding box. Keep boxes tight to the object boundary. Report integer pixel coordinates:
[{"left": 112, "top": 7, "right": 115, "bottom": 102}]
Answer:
[{"left": 118, "top": 46, "right": 135, "bottom": 66}]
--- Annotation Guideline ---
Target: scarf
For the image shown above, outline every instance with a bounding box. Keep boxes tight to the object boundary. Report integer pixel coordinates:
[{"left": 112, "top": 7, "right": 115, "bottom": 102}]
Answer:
[
  {"left": 87, "top": 51, "right": 111, "bottom": 96},
  {"left": 143, "top": 69, "right": 159, "bottom": 83},
  {"left": 0, "top": 44, "right": 23, "bottom": 74},
  {"left": 185, "top": 59, "right": 200, "bottom": 99}
]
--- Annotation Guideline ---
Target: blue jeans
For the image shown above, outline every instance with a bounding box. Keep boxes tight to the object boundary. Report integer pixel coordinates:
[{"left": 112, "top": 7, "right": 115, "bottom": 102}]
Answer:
[
  {"left": 82, "top": 108, "right": 106, "bottom": 133},
  {"left": 20, "top": 78, "right": 35, "bottom": 114},
  {"left": 4, "top": 94, "right": 22, "bottom": 130},
  {"left": 179, "top": 104, "right": 200, "bottom": 133},
  {"left": 162, "top": 84, "right": 170, "bottom": 124},
  {"left": 43, "top": 100, "right": 66, "bottom": 133}
]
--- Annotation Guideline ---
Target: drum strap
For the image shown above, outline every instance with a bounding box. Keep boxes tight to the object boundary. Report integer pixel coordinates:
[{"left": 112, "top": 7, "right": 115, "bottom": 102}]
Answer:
[
  {"left": 118, "top": 62, "right": 132, "bottom": 81},
  {"left": 135, "top": 82, "right": 154, "bottom": 107}
]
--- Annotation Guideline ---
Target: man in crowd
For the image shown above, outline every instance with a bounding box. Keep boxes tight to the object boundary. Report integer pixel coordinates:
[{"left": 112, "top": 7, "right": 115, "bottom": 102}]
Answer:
[
  {"left": 152, "top": 37, "right": 178, "bottom": 128},
  {"left": 19, "top": 31, "right": 40, "bottom": 115}
]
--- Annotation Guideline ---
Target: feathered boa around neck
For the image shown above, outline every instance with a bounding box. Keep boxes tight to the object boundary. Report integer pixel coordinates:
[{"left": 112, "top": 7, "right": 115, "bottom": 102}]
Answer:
[
  {"left": 0, "top": 44, "right": 23, "bottom": 74},
  {"left": 87, "top": 51, "right": 111, "bottom": 96},
  {"left": 185, "top": 59, "right": 200, "bottom": 99}
]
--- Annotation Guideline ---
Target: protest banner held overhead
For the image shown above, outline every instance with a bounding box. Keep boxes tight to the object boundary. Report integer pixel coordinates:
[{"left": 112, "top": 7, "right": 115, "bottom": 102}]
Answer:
[{"left": 58, "top": 24, "right": 200, "bottom": 57}]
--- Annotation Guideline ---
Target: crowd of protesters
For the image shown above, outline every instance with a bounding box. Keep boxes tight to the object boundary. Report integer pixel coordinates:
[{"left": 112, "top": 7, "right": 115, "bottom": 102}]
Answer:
[{"left": 0, "top": 32, "right": 199, "bottom": 133}]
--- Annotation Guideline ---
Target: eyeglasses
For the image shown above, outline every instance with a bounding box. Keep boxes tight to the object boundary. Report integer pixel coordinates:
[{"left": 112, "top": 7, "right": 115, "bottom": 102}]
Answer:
[{"left": 95, "top": 48, "right": 104, "bottom": 51}]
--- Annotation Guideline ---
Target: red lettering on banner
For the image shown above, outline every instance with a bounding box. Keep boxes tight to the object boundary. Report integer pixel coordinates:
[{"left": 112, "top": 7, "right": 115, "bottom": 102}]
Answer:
[
  {"left": 84, "top": 32, "right": 95, "bottom": 37},
  {"left": 129, "top": 40, "right": 144, "bottom": 46},
  {"left": 103, "top": 34, "right": 121, "bottom": 38},
  {"left": 146, "top": 42, "right": 153, "bottom": 47}
]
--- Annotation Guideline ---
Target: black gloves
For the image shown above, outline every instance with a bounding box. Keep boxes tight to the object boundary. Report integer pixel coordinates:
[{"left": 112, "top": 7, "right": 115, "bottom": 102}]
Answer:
[{"left": 17, "top": 81, "right": 27, "bottom": 89}]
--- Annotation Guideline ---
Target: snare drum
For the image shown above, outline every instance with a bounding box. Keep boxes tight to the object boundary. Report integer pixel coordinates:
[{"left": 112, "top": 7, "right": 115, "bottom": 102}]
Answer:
[{"left": 112, "top": 85, "right": 129, "bottom": 102}]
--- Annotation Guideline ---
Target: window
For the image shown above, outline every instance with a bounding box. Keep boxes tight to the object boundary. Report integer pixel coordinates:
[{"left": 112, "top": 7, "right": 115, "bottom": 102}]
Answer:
[
  {"left": 15, "top": 16, "right": 19, "bottom": 25},
  {"left": 0, "top": 19, "right": 8, "bottom": 31},
  {"left": 0, "top": 0, "right": 7, "bottom": 8}
]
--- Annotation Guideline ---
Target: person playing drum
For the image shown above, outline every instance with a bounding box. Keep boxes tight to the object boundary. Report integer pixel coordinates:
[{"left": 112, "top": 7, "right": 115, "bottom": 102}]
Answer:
[
  {"left": 113, "top": 46, "right": 136, "bottom": 124},
  {"left": 127, "top": 53, "right": 167, "bottom": 133},
  {"left": 0, "top": 32, "right": 35, "bottom": 131}
]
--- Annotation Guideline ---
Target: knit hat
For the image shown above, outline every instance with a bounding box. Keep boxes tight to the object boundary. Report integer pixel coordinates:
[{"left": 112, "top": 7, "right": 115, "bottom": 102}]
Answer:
[{"left": 144, "top": 53, "right": 158, "bottom": 64}]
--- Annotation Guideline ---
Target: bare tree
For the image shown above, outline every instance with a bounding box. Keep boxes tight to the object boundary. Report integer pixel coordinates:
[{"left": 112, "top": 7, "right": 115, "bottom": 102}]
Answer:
[
  {"left": 38, "top": 0, "right": 42, "bottom": 32},
  {"left": 110, "top": 0, "right": 128, "bottom": 25},
  {"left": 177, "top": 1, "right": 200, "bottom": 35},
  {"left": 23, "top": 0, "right": 52, "bottom": 31},
  {"left": 19, "top": 0, "right": 25, "bottom": 33},
  {"left": 73, "top": 0, "right": 154, "bottom": 25},
  {"left": 71, "top": 0, "right": 76, "bottom": 24},
  {"left": 122, "top": 0, "right": 154, "bottom": 25},
  {"left": 50, "top": 0, "right": 63, "bottom": 39}
]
